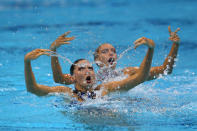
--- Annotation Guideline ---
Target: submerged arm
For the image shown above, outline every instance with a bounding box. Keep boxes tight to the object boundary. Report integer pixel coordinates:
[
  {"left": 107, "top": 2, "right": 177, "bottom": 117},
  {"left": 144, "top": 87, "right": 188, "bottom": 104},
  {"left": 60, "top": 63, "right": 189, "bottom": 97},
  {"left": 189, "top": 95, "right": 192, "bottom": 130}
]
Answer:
[
  {"left": 50, "top": 31, "right": 75, "bottom": 85},
  {"left": 98, "top": 37, "right": 155, "bottom": 95},
  {"left": 24, "top": 49, "right": 72, "bottom": 96}
]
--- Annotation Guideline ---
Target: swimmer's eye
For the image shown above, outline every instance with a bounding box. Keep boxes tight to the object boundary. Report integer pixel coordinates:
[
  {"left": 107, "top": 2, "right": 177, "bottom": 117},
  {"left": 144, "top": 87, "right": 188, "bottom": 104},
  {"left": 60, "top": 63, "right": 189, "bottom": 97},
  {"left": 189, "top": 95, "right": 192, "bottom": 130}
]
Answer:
[
  {"left": 101, "top": 49, "right": 108, "bottom": 54},
  {"left": 88, "top": 67, "right": 93, "bottom": 70},
  {"left": 111, "top": 48, "right": 116, "bottom": 53},
  {"left": 78, "top": 67, "right": 85, "bottom": 71}
]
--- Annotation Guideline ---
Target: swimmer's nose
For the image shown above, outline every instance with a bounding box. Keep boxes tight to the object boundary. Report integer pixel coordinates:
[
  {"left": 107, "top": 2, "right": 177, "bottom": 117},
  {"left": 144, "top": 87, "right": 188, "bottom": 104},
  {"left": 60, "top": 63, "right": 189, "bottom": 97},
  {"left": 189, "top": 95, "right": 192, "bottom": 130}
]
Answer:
[
  {"left": 85, "top": 71, "right": 90, "bottom": 75},
  {"left": 109, "top": 52, "right": 114, "bottom": 57}
]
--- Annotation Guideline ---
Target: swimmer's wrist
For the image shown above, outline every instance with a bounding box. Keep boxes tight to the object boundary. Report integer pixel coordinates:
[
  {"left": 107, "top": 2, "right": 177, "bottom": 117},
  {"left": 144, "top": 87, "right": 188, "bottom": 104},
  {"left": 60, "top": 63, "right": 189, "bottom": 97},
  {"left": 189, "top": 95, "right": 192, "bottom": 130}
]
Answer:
[
  {"left": 148, "top": 45, "right": 155, "bottom": 49},
  {"left": 147, "top": 40, "right": 155, "bottom": 49},
  {"left": 173, "top": 41, "right": 180, "bottom": 45},
  {"left": 51, "top": 48, "right": 57, "bottom": 51},
  {"left": 50, "top": 45, "right": 57, "bottom": 51},
  {"left": 24, "top": 57, "right": 31, "bottom": 62}
]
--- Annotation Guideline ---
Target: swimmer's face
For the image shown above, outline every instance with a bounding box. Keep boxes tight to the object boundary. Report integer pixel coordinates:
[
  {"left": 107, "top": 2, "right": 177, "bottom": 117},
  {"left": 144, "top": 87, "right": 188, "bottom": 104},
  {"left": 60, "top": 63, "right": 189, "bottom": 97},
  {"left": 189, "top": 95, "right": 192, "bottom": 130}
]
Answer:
[
  {"left": 95, "top": 43, "right": 117, "bottom": 69},
  {"left": 73, "top": 60, "right": 96, "bottom": 89}
]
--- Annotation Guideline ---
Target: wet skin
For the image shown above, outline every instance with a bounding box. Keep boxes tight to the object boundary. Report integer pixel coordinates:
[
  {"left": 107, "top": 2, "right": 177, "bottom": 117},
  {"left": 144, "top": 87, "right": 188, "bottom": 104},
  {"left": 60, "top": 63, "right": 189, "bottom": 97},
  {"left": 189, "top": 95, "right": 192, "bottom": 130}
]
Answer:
[
  {"left": 95, "top": 43, "right": 117, "bottom": 69},
  {"left": 49, "top": 26, "right": 180, "bottom": 86},
  {"left": 95, "top": 26, "right": 180, "bottom": 81},
  {"left": 25, "top": 35, "right": 155, "bottom": 101},
  {"left": 72, "top": 60, "right": 96, "bottom": 92}
]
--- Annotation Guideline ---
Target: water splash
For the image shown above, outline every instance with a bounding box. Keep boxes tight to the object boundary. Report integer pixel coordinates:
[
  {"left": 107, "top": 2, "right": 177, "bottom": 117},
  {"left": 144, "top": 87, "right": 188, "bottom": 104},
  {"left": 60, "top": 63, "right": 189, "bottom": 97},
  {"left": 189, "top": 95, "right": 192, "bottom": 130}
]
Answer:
[
  {"left": 48, "top": 51, "right": 73, "bottom": 65},
  {"left": 117, "top": 45, "right": 134, "bottom": 61}
]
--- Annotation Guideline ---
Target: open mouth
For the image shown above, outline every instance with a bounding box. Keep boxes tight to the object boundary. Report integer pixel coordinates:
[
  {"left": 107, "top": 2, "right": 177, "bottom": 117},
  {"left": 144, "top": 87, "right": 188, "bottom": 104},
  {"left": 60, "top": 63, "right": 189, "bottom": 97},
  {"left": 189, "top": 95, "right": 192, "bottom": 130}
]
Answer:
[
  {"left": 108, "top": 58, "right": 115, "bottom": 65},
  {"left": 86, "top": 76, "right": 91, "bottom": 83}
]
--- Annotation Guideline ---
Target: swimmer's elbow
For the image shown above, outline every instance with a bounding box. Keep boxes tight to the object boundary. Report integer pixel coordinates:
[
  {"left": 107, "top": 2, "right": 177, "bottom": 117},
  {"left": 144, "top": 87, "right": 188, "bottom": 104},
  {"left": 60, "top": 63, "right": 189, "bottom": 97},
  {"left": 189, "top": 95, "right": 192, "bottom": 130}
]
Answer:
[
  {"left": 26, "top": 85, "right": 48, "bottom": 96},
  {"left": 53, "top": 77, "right": 65, "bottom": 84},
  {"left": 53, "top": 76, "right": 61, "bottom": 83},
  {"left": 53, "top": 76, "right": 71, "bottom": 85}
]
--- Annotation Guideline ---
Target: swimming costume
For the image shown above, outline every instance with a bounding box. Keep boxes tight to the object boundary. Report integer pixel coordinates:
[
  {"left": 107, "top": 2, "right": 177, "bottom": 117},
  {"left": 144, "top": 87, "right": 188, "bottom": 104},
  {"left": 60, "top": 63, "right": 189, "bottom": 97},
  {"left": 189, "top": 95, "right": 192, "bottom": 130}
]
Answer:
[{"left": 73, "top": 89, "right": 96, "bottom": 101}]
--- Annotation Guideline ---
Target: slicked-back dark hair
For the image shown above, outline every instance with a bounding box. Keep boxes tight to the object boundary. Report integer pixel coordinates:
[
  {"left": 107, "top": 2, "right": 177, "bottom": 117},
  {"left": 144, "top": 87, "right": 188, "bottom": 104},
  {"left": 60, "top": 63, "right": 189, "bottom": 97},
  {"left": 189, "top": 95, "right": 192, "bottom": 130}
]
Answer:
[{"left": 70, "top": 59, "right": 86, "bottom": 75}]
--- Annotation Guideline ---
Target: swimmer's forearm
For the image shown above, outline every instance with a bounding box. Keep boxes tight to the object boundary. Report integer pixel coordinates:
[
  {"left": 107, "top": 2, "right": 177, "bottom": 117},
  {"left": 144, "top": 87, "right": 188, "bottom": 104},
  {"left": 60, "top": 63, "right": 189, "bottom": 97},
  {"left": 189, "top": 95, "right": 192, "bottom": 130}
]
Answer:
[
  {"left": 120, "top": 47, "right": 154, "bottom": 90},
  {"left": 51, "top": 56, "right": 64, "bottom": 82},
  {"left": 50, "top": 43, "right": 63, "bottom": 83},
  {"left": 162, "top": 42, "right": 179, "bottom": 73},
  {"left": 138, "top": 48, "right": 154, "bottom": 81},
  {"left": 148, "top": 42, "right": 179, "bottom": 80},
  {"left": 24, "top": 60, "right": 39, "bottom": 94},
  {"left": 51, "top": 53, "right": 73, "bottom": 85},
  {"left": 25, "top": 60, "right": 51, "bottom": 96}
]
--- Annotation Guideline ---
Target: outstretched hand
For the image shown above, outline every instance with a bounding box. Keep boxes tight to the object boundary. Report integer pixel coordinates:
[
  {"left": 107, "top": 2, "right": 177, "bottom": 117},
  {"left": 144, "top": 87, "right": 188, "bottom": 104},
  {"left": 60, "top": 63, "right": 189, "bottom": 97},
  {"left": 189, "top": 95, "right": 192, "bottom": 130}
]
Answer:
[
  {"left": 134, "top": 37, "right": 155, "bottom": 49},
  {"left": 25, "top": 49, "right": 52, "bottom": 61},
  {"left": 50, "top": 31, "right": 75, "bottom": 51},
  {"left": 168, "top": 26, "right": 180, "bottom": 44}
]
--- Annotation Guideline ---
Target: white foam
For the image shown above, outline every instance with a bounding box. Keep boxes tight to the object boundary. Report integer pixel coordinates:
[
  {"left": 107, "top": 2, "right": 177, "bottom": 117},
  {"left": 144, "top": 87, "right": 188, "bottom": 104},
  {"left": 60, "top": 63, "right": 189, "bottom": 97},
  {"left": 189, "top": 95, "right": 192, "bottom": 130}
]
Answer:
[{"left": 0, "top": 88, "right": 17, "bottom": 92}]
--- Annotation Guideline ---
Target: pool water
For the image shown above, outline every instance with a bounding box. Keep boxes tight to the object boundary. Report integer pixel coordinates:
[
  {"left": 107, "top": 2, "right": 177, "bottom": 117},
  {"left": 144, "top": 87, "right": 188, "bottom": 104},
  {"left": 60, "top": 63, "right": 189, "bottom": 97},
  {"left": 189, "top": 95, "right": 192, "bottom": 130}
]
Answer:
[{"left": 0, "top": 0, "right": 197, "bottom": 130}]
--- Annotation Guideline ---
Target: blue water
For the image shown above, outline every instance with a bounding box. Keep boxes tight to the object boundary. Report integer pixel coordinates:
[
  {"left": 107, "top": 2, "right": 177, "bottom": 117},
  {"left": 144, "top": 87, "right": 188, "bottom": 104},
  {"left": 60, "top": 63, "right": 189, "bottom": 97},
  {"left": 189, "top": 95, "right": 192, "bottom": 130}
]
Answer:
[{"left": 0, "top": 0, "right": 197, "bottom": 130}]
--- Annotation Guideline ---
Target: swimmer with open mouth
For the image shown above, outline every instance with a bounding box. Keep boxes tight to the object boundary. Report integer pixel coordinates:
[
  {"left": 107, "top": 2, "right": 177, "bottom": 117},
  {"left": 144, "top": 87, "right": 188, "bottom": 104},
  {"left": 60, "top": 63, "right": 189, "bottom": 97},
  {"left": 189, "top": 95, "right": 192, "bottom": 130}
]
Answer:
[
  {"left": 94, "top": 26, "right": 180, "bottom": 82},
  {"left": 24, "top": 30, "right": 156, "bottom": 102}
]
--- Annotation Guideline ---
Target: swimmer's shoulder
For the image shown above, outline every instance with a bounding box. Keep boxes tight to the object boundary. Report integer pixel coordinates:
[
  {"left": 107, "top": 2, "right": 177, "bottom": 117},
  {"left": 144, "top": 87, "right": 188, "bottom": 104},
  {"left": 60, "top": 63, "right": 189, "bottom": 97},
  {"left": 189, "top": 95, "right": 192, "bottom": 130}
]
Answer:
[{"left": 122, "top": 66, "right": 139, "bottom": 76}]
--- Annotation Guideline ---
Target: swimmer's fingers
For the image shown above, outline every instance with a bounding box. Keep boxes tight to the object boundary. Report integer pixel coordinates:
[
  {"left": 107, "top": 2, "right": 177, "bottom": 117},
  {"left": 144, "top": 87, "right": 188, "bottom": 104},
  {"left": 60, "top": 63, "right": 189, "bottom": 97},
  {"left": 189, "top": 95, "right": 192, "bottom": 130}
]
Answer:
[
  {"left": 32, "top": 49, "right": 51, "bottom": 53},
  {"left": 56, "top": 36, "right": 75, "bottom": 43},
  {"left": 169, "top": 35, "right": 180, "bottom": 43},
  {"left": 64, "top": 31, "right": 71, "bottom": 37},
  {"left": 34, "top": 49, "right": 52, "bottom": 56},
  {"left": 59, "top": 31, "right": 75, "bottom": 41},
  {"left": 25, "top": 49, "right": 52, "bottom": 60},
  {"left": 62, "top": 42, "right": 70, "bottom": 44},
  {"left": 64, "top": 36, "right": 75, "bottom": 42},
  {"left": 168, "top": 26, "right": 172, "bottom": 35},
  {"left": 168, "top": 27, "right": 180, "bottom": 43},
  {"left": 174, "top": 28, "right": 180, "bottom": 33},
  {"left": 59, "top": 31, "right": 71, "bottom": 38},
  {"left": 63, "top": 74, "right": 76, "bottom": 83},
  {"left": 168, "top": 26, "right": 180, "bottom": 36},
  {"left": 51, "top": 32, "right": 75, "bottom": 50},
  {"left": 134, "top": 42, "right": 142, "bottom": 49},
  {"left": 133, "top": 37, "right": 147, "bottom": 49},
  {"left": 134, "top": 37, "right": 155, "bottom": 49}
]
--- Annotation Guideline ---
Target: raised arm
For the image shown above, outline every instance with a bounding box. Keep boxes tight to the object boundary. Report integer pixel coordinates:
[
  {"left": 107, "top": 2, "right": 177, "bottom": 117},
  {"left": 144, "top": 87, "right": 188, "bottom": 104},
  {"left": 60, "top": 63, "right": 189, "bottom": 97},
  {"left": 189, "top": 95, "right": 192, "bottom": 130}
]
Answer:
[
  {"left": 147, "top": 26, "right": 180, "bottom": 80},
  {"left": 97, "top": 37, "right": 155, "bottom": 95},
  {"left": 50, "top": 31, "right": 75, "bottom": 85},
  {"left": 24, "top": 49, "right": 72, "bottom": 96}
]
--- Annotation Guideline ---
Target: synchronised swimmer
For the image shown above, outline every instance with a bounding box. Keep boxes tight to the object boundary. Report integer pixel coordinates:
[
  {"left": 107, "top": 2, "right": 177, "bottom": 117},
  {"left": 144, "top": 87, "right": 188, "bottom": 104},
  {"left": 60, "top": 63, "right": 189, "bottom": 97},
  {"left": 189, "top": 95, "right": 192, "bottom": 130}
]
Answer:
[{"left": 24, "top": 26, "right": 180, "bottom": 102}]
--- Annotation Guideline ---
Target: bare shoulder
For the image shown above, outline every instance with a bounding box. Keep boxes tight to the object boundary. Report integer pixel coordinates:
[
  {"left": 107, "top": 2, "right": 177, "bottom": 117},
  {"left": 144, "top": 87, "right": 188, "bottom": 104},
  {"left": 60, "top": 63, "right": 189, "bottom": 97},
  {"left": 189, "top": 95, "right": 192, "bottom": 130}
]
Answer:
[
  {"left": 51, "top": 86, "right": 73, "bottom": 94},
  {"left": 123, "top": 66, "right": 139, "bottom": 76}
]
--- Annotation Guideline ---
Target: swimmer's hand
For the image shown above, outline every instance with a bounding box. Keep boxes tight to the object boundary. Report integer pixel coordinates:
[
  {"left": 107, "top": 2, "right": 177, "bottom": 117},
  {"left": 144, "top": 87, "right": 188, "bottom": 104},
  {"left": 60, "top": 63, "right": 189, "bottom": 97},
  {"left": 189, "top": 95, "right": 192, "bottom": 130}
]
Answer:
[
  {"left": 168, "top": 26, "right": 180, "bottom": 44},
  {"left": 50, "top": 31, "right": 75, "bottom": 51},
  {"left": 24, "top": 49, "right": 52, "bottom": 62},
  {"left": 134, "top": 37, "right": 155, "bottom": 49}
]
